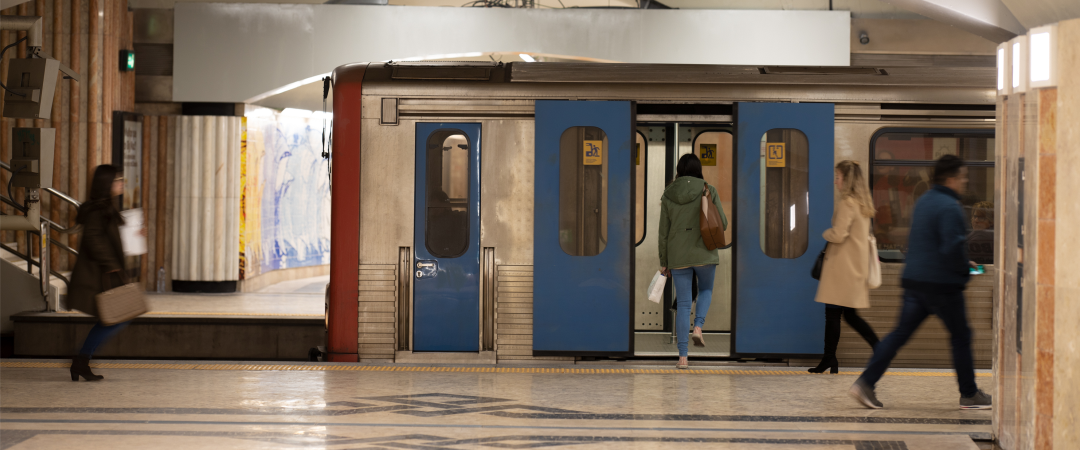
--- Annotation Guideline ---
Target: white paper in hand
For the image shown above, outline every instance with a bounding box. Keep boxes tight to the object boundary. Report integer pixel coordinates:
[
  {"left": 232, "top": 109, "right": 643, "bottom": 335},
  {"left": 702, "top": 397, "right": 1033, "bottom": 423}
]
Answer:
[
  {"left": 120, "top": 208, "right": 147, "bottom": 256},
  {"left": 647, "top": 270, "right": 666, "bottom": 304}
]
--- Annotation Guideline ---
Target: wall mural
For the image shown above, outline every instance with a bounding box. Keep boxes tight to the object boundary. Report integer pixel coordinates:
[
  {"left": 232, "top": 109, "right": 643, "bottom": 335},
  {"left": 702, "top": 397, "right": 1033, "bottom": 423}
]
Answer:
[{"left": 242, "top": 112, "right": 332, "bottom": 279}]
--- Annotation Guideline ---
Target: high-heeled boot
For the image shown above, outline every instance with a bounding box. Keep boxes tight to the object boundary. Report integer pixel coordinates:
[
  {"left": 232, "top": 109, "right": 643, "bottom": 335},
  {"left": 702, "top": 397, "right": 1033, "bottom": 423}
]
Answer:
[
  {"left": 70, "top": 355, "right": 104, "bottom": 381},
  {"left": 809, "top": 308, "right": 842, "bottom": 374}
]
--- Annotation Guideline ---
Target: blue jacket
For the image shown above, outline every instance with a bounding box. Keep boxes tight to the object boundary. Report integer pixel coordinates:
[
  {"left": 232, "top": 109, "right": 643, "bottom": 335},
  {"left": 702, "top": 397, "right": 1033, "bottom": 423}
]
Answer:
[{"left": 901, "top": 184, "right": 971, "bottom": 293}]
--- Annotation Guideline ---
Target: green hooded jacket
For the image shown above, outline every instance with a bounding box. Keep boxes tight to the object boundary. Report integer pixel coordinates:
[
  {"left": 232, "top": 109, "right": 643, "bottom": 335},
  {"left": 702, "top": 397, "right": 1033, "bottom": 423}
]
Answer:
[{"left": 658, "top": 176, "right": 728, "bottom": 269}]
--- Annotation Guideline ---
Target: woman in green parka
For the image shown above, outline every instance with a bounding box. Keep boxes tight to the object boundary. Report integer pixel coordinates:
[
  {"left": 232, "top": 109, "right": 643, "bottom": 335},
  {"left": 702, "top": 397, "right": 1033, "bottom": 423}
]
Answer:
[{"left": 659, "top": 154, "right": 727, "bottom": 369}]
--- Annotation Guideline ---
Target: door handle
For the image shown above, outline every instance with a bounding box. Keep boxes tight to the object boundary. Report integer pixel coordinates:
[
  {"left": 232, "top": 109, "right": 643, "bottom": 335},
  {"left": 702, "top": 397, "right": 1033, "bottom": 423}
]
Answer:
[{"left": 416, "top": 260, "right": 438, "bottom": 279}]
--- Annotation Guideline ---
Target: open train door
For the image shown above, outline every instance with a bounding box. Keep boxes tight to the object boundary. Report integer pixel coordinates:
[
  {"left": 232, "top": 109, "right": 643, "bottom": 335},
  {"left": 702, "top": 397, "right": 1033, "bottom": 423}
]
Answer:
[
  {"left": 533, "top": 100, "right": 634, "bottom": 356},
  {"left": 733, "top": 102, "right": 834, "bottom": 357}
]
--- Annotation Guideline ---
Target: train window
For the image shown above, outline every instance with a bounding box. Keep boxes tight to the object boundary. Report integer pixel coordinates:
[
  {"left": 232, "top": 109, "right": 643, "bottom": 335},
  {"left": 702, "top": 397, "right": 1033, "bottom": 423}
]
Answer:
[
  {"left": 425, "top": 131, "right": 470, "bottom": 258},
  {"left": 692, "top": 130, "right": 734, "bottom": 247},
  {"left": 759, "top": 129, "right": 809, "bottom": 259},
  {"left": 559, "top": 127, "right": 608, "bottom": 257},
  {"left": 871, "top": 129, "right": 996, "bottom": 263},
  {"left": 635, "top": 132, "right": 647, "bottom": 246}
]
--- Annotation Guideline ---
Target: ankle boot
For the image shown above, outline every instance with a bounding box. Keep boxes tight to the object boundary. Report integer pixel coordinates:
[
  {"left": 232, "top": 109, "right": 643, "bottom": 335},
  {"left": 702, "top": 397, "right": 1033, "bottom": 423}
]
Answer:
[
  {"left": 808, "top": 355, "right": 838, "bottom": 374},
  {"left": 70, "top": 355, "right": 104, "bottom": 381}
]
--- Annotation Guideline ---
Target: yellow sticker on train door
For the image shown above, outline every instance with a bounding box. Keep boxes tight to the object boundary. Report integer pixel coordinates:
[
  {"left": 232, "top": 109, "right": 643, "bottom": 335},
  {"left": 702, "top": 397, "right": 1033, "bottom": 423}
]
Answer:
[
  {"left": 766, "top": 142, "right": 786, "bottom": 167},
  {"left": 584, "top": 140, "right": 603, "bottom": 165},
  {"left": 699, "top": 144, "right": 717, "bottom": 166}
]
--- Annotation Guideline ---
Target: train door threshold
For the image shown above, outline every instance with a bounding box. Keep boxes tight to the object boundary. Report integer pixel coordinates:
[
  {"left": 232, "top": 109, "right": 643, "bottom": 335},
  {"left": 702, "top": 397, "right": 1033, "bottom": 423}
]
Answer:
[
  {"left": 633, "top": 332, "right": 731, "bottom": 357},
  {"left": 395, "top": 351, "right": 497, "bottom": 365}
]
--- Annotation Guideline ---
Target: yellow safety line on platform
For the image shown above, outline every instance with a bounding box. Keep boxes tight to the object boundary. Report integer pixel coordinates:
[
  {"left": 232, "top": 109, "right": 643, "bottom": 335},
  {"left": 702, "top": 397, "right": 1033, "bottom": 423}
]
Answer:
[
  {"left": 54, "top": 311, "right": 323, "bottom": 317},
  {"left": 0, "top": 361, "right": 991, "bottom": 377}
]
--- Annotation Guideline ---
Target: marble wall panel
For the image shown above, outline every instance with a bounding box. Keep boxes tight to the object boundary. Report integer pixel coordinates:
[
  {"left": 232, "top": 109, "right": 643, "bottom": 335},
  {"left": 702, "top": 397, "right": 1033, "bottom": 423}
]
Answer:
[{"left": 1053, "top": 18, "right": 1080, "bottom": 450}]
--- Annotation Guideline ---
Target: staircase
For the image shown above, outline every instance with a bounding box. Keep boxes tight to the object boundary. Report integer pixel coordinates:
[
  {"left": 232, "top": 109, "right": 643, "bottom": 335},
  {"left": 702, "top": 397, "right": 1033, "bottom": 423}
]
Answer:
[{"left": 1, "top": 161, "right": 81, "bottom": 342}]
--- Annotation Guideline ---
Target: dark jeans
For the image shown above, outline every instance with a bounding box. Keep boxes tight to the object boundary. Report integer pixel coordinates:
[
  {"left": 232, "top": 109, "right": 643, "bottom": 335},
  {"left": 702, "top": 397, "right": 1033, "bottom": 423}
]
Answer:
[
  {"left": 78, "top": 321, "right": 130, "bottom": 357},
  {"left": 858, "top": 289, "right": 977, "bottom": 397}
]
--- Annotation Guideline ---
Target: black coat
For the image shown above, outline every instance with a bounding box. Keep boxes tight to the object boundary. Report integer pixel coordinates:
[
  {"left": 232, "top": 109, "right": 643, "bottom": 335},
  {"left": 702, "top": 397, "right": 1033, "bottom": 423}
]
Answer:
[{"left": 67, "top": 201, "right": 126, "bottom": 318}]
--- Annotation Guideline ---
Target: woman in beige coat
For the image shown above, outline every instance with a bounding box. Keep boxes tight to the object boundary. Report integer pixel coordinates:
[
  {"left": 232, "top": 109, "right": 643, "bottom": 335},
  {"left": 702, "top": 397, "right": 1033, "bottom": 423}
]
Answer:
[{"left": 809, "top": 160, "right": 880, "bottom": 374}]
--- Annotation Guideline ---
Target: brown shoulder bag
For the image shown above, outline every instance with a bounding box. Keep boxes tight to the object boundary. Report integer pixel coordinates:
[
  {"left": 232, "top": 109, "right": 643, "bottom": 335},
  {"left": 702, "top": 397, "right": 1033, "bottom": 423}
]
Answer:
[{"left": 700, "top": 183, "right": 727, "bottom": 250}]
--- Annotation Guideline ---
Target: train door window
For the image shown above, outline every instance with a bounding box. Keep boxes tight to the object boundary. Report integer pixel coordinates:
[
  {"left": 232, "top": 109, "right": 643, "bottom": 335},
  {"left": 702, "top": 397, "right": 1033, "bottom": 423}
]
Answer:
[
  {"left": 635, "top": 131, "right": 647, "bottom": 245},
  {"left": 559, "top": 127, "right": 608, "bottom": 256},
  {"left": 425, "top": 131, "right": 470, "bottom": 258},
  {"left": 693, "top": 130, "right": 734, "bottom": 247},
  {"left": 759, "top": 129, "right": 809, "bottom": 259},
  {"left": 871, "top": 129, "right": 995, "bottom": 263}
]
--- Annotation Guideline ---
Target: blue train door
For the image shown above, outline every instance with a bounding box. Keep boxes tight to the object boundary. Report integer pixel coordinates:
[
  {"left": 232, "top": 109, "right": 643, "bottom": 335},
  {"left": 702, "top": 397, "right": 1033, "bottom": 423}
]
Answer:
[
  {"left": 413, "top": 123, "right": 482, "bottom": 352},
  {"left": 533, "top": 101, "right": 634, "bottom": 355},
  {"left": 733, "top": 102, "right": 834, "bottom": 356}
]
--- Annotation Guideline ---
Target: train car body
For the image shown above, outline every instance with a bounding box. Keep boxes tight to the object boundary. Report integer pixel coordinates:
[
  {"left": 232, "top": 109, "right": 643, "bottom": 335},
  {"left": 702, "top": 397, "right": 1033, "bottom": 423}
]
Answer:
[{"left": 326, "top": 62, "right": 996, "bottom": 367}]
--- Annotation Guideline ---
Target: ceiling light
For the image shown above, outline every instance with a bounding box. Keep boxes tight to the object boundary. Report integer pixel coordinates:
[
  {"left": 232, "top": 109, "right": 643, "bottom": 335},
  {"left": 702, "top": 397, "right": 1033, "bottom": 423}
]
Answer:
[
  {"left": 519, "top": 54, "right": 536, "bottom": 62},
  {"left": 1028, "top": 25, "right": 1057, "bottom": 88},
  {"left": 997, "top": 47, "right": 1005, "bottom": 92},
  {"left": 1012, "top": 42, "right": 1020, "bottom": 89}
]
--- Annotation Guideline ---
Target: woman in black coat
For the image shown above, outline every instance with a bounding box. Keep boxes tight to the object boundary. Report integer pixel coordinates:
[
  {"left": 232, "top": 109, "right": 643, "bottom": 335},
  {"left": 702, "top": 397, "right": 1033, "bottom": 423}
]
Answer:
[{"left": 67, "top": 165, "right": 129, "bottom": 381}]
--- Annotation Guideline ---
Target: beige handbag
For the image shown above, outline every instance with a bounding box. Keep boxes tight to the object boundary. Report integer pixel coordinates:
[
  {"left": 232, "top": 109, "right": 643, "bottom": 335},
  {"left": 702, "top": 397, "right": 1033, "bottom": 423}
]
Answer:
[
  {"left": 96, "top": 272, "right": 147, "bottom": 326},
  {"left": 867, "top": 234, "right": 882, "bottom": 289}
]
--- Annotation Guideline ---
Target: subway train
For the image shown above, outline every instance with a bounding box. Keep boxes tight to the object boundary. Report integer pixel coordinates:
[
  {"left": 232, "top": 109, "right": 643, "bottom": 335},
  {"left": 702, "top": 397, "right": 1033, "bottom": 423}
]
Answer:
[{"left": 323, "top": 62, "right": 997, "bottom": 366}]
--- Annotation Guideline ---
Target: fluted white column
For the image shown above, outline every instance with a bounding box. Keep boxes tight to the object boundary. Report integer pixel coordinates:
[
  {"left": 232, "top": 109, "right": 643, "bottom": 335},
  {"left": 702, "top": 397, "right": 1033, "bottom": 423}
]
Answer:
[{"left": 171, "top": 115, "right": 242, "bottom": 283}]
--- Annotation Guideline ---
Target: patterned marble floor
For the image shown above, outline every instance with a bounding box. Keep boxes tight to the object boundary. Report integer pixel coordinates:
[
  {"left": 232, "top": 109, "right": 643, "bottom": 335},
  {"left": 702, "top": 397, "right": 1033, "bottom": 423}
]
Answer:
[{"left": 0, "top": 360, "right": 993, "bottom": 449}]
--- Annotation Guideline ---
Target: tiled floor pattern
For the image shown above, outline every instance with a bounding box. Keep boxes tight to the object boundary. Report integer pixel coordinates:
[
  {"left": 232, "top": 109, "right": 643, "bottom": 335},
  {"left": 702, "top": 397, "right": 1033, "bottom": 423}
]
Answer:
[
  {"left": 1, "top": 361, "right": 992, "bottom": 449},
  {"left": 0, "top": 361, "right": 994, "bottom": 377}
]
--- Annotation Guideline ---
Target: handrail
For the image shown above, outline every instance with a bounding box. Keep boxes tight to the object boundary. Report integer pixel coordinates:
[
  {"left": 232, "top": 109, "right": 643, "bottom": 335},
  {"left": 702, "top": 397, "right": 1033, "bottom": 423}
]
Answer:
[
  {"left": 1, "top": 213, "right": 78, "bottom": 253},
  {"left": 0, "top": 241, "right": 69, "bottom": 287},
  {"left": 0, "top": 161, "right": 81, "bottom": 209}
]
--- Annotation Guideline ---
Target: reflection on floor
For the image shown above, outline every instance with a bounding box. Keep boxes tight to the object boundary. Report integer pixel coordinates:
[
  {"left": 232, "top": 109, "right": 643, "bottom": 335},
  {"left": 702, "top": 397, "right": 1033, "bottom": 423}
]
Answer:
[
  {"left": 635, "top": 332, "right": 731, "bottom": 357},
  {"left": 0, "top": 360, "right": 992, "bottom": 449}
]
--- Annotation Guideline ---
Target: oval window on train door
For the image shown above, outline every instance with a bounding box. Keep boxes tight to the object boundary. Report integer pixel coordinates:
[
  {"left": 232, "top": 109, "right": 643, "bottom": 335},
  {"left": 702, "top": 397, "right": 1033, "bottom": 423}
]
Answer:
[
  {"left": 559, "top": 126, "right": 608, "bottom": 256},
  {"left": 426, "top": 131, "right": 471, "bottom": 258},
  {"left": 759, "top": 129, "right": 810, "bottom": 259},
  {"left": 692, "top": 130, "right": 734, "bottom": 247}
]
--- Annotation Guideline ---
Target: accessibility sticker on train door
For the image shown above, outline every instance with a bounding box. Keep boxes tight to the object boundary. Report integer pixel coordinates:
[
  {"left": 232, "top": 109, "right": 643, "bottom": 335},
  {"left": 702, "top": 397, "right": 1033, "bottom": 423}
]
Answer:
[
  {"left": 699, "top": 144, "right": 717, "bottom": 166},
  {"left": 766, "top": 142, "right": 786, "bottom": 167},
  {"left": 584, "top": 140, "right": 603, "bottom": 165}
]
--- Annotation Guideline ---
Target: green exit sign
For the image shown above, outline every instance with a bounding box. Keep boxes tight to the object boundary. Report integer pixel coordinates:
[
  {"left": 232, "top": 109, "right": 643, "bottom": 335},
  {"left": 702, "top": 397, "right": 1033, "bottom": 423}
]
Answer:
[{"left": 119, "top": 50, "right": 135, "bottom": 72}]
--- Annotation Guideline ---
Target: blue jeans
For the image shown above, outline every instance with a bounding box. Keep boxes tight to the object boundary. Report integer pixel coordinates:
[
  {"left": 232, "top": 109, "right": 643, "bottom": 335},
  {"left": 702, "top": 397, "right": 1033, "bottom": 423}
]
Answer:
[
  {"left": 858, "top": 289, "right": 978, "bottom": 397},
  {"left": 672, "top": 265, "right": 715, "bottom": 357},
  {"left": 78, "top": 321, "right": 130, "bottom": 357}
]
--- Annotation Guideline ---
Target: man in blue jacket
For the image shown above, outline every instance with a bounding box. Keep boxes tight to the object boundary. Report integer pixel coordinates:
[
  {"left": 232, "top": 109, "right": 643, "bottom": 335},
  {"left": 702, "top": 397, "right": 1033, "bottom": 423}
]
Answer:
[{"left": 848, "top": 155, "right": 992, "bottom": 410}]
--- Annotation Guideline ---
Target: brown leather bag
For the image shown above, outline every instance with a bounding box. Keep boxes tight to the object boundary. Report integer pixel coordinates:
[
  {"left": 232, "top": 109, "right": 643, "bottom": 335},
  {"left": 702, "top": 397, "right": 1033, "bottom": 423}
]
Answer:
[{"left": 700, "top": 183, "right": 727, "bottom": 250}]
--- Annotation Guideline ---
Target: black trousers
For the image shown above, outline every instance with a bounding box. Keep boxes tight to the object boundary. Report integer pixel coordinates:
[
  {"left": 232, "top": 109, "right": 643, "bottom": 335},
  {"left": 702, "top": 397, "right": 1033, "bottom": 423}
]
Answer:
[{"left": 822, "top": 304, "right": 879, "bottom": 357}]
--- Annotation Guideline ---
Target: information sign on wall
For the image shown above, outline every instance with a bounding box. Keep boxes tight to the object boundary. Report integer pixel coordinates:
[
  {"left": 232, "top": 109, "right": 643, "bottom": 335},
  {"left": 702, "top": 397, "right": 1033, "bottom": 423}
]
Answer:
[
  {"left": 699, "top": 144, "right": 717, "bottom": 166},
  {"left": 766, "top": 142, "right": 786, "bottom": 168},
  {"left": 583, "top": 140, "right": 603, "bottom": 165},
  {"left": 122, "top": 120, "right": 142, "bottom": 210}
]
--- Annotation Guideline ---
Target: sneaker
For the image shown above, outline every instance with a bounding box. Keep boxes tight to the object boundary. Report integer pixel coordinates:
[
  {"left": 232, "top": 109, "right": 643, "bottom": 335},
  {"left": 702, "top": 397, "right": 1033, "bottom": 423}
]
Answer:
[
  {"left": 960, "top": 390, "right": 992, "bottom": 410},
  {"left": 848, "top": 380, "right": 883, "bottom": 409}
]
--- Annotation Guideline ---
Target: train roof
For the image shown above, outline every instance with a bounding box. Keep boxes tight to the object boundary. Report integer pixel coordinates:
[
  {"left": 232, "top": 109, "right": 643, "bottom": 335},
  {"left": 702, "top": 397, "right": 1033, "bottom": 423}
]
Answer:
[
  {"left": 338, "top": 62, "right": 997, "bottom": 106},
  {"left": 354, "top": 62, "right": 995, "bottom": 88}
]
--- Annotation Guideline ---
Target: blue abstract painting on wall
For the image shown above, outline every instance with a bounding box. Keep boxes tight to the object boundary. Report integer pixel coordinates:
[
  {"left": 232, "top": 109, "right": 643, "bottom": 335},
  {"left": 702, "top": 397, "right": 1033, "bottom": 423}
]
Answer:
[{"left": 248, "top": 116, "right": 331, "bottom": 274}]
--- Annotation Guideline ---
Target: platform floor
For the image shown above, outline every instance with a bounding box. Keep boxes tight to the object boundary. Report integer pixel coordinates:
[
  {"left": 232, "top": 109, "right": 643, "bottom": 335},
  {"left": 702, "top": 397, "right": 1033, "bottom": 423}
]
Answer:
[{"left": 0, "top": 360, "right": 993, "bottom": 449}]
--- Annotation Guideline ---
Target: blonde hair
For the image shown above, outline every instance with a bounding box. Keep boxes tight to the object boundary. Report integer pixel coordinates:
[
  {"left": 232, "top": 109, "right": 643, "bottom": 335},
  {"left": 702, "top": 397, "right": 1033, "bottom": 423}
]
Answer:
[{"left": 835, "top": 160, "right": 876, "bottom": 218}]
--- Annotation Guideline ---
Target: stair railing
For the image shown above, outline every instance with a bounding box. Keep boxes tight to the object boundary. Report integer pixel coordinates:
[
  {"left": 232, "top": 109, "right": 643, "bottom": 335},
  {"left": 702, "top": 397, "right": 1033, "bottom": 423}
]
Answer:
[{"left": 1, "top": 161, "right": 81, "bottom": 310}]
